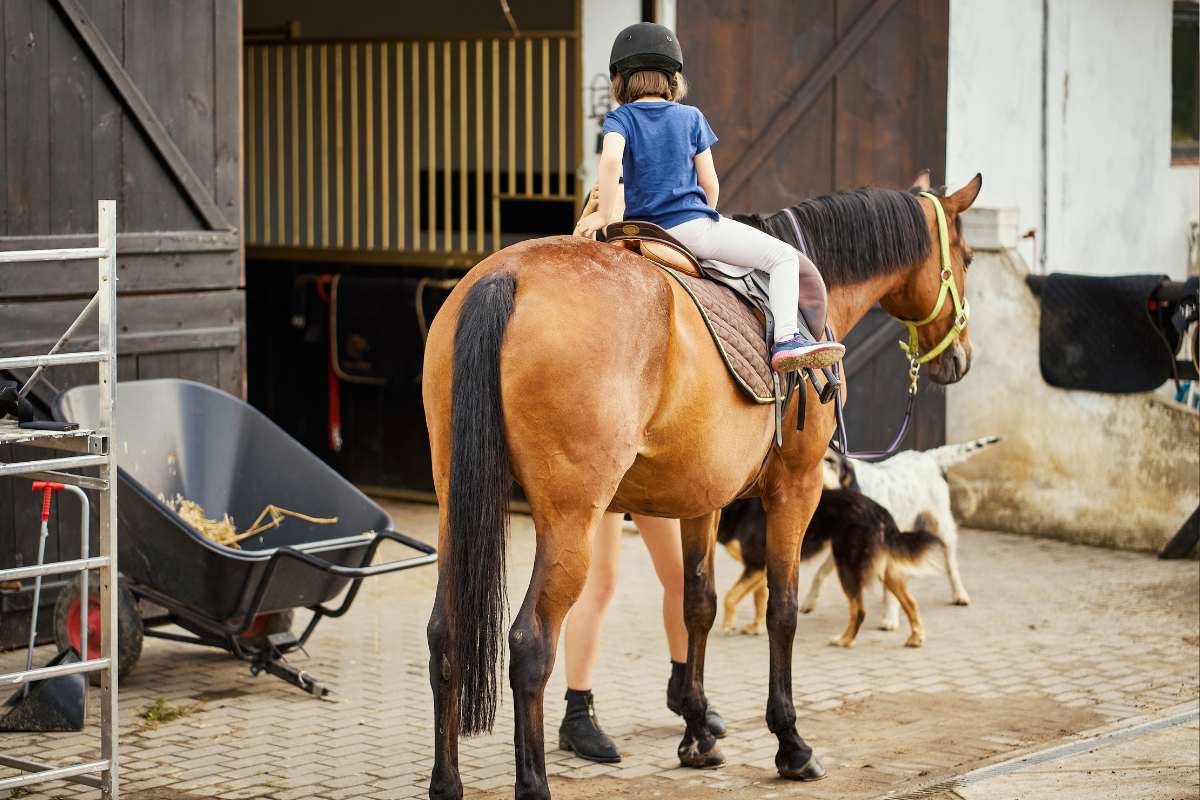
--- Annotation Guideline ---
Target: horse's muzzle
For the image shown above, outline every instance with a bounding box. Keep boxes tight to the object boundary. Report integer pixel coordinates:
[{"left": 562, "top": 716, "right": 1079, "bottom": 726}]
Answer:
[{"left": 928, "top": 340, "right": 972, "bottom": 384}]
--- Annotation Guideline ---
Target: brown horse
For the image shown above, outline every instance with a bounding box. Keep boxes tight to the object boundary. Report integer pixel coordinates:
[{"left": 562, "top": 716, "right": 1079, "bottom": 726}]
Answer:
[{"left": 423, "top": 173, "right": 983, "bottom": 800}]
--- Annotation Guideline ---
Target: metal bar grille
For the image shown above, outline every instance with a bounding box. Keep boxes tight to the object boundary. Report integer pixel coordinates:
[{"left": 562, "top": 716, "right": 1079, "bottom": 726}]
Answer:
[{"left": 246, "top": 34, "right": 577, "bottom": 256}]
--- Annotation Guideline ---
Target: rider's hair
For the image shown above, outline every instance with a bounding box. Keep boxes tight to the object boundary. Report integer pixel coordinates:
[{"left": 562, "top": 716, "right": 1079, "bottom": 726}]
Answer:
[{"left": 611, "top": 69, "right": 688, "bottom": 105}]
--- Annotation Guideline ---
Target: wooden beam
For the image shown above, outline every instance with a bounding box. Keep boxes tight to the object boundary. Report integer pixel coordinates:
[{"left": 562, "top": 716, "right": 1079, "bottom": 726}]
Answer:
[
  {"left": 50, "top": 0, "right": 231, "bottom": 231},
  {"left": 0, "top": 231, "right": 240, "bottom": 254},
  {"left": 718, "top": 0, "right": 900, "bottom": 207}
]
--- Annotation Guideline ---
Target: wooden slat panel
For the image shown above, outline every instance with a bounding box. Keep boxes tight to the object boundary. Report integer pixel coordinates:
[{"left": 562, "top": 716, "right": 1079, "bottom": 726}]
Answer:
[
  {"left": 275, "top": 46, "right": 285, "bottom": 243},
  {"left": 396, "top": 42, "right": 405, "bottom": 250},
  {"left": 0, "top": 7, "right": 5, "bottom": 233},
  {"left": 212, "top": 0, "right": 240, "bottom": 232},
  {"left": 366, "top": 42, "right": 375, "bottom": 250},
  {"left": 305, "top": 45, "right": 314, "bottom": 247},
  {"left": 320, "top": 45, "right": 330, "bottom": 247},
  {"left": 291, "top": 45, "right": 300, "bottom": 246},
  {"left": 84, "top": 0, "right": 121, "bottom": 235},
  {"left": 475, "top": 40, "right": 484, "bottom": 252},
  {"left": 380, "top": 43, "right": 389, "bottom": 250},
  {"left": 459, "top": 40, "right": 468, "bottom": 252},
  {"left": 246, "top": 46, "right": 257, "bottom": 244},
  {"left": 427, "top": 41, "right": 437, "bottom": 249},
  {"left": 4, "top": 0, "right": 51, "bottom": 237},
  {"left": 350, "top": 43, "right": 359, "bottom": 249},
  {"left": 48, "top": 3, "right": 93, "bottom": 235},
  {"left": 261, "top": 46, "right": 271, "bottom": 243},
  {"left": 0, "top": 290, "right": 243, "bottom": 355},
  {"left": 0, "top": 251, "right": 237, "bottom": 297},
  {"left": 335, "top": 44, "right": 344, "bottom": 247},
  {"left": 411, "top": 43, "right": 420, "bottom": 251},
  {"left": 442, "top": 41, "right": 450, "bottom": 252},
  {"left": 115, "top": 0, "right": 213, "bottom": 231}
]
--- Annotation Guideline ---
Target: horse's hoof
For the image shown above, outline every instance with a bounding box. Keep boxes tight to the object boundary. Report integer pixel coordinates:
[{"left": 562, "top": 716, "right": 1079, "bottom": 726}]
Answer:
[
  {"left": 952, "top": 594, "right": 971, "bottom": 606},
  {"left": 428, "top": 778, "right": 464, "bottom": 800},
  {"left": 778, "top": 753, "right": 827, "bottom": 782},
  {"left": 740, "top": 623, "right": 765, "bottom": 636},
  {"left": 677, "top": 737, "right": 726, "bottom": 770},
  {"left": 878, "top": 618, "right": 899, "bottom": 631},
  {"left": 905, "top": 633, "right": 925, "bottom": 648},
  {"left": 828, "top": 636, "right": 853, "bottom": 648}
]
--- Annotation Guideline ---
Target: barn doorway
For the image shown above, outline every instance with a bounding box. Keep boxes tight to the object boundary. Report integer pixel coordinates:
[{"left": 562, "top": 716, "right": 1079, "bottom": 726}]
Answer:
[{"left": 241, "top": 1, "right": 581, "bottom": 496}]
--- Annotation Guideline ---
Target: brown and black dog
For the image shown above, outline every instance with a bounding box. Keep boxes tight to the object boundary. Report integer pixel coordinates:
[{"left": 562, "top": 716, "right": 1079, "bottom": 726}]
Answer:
[{"left": 717, "top": 491, "right": 944, "bottom": 647}]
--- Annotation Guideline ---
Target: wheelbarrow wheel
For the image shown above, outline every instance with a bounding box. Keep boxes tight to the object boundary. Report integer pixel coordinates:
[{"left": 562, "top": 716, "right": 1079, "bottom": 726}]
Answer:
[
  {"left": 52, "top": 574, "right": 143, "bottom": 685},
  {"left": 235, "top": 610, "right": 295, "bottom": 651}
]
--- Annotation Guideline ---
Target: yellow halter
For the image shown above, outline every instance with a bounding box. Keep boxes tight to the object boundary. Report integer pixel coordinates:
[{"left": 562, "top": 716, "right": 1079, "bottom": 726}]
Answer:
[{"left": 892, "top": 191, "right": 970, "bottom": 374}]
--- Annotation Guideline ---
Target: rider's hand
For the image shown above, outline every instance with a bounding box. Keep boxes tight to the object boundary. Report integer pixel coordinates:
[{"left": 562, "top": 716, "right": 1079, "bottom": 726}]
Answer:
[{"left": 574, "top": 211, "right": 606, "bottom": 240}]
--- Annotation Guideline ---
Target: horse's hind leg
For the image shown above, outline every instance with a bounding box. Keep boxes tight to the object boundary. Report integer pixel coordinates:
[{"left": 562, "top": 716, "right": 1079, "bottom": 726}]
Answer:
[
  {"left": 764, "top": 486, "right": 827, "bottom": 782},
  {"left": 429, "top": 517, "right": 462, "bottom": 800},
  {"left": 676, "top": 512, "right": 724, "bottom": 768},
  {"left": 510, "top": 505, "right": 606, "bottom": 800}
]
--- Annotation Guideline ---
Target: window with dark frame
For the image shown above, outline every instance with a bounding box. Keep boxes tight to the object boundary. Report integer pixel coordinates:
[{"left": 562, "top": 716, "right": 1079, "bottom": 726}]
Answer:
[{"left": 1173, "top": 1, "right": 1199, "bottom": 163}]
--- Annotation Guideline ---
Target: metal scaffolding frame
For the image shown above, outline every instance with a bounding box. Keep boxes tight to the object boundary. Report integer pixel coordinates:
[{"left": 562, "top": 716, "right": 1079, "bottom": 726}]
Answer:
[{"left": 0, "top": 201, "right": 120, "bottom": 798}]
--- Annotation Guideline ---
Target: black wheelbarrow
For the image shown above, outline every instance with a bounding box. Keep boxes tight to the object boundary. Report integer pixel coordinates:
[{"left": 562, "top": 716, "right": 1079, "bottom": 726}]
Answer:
[{"left": 51, "top": 379, "right": 436, "bottom": 698}]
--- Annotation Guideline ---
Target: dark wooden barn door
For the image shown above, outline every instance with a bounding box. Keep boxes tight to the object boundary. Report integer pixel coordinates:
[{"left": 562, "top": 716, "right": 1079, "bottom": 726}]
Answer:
[
  {"left": 680, "top": 0, "right": 949, "bottom": 451},
  {"left": 0, "top": 0, "right": 243, "bottom": 392},
  {"left": 0, "top": 0, "right": 242, "bottom": 644}
]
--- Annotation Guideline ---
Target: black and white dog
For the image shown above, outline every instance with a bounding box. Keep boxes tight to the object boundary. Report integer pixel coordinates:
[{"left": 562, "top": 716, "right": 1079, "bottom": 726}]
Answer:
[{"left": 808, "top": 436, "right": 1000, "bottom": 629}]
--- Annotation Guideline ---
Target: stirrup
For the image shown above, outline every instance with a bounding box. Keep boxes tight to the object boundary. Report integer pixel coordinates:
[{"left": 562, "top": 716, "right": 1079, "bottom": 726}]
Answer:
[{"left": 818, "top": 365, "right": 840, "bottom": 404}]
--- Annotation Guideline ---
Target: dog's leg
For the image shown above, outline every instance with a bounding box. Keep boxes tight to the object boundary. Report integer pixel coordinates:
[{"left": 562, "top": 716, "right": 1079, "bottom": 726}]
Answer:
[
  {"left": 742, "top": 573, "right": 768, "bottom": 636},
  {"left": 722, "top": 569, "right": 762, "bottom": 635},
  {"left": 942, "top": 526, "right": 971, "bottom": 606},
  {"left": 799, "top": 553, "right": 834, "bottom": 614},
  {"left": 883, "top": 566, "right": 925, "bottom": 647},
  {"left": 879, "top": 585, "right": 900, "bottom": 631},
  {"left": 829, "top": 591, "right": 865, "bottom": 648}
]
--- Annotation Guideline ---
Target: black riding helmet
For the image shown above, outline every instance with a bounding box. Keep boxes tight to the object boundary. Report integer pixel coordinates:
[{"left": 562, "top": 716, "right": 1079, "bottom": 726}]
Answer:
[{"left": 609, "top": 22, "right": 683, "bottom": 77}]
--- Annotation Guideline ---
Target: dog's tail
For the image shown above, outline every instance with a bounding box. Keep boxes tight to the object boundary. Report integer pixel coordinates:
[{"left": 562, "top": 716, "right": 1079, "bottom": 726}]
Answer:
[
  {"left": 925, "top": 436, "right": 1001, "bottom": 471},
  {"left": 885, "top": 512, "right": 945, "bottom": 572}
]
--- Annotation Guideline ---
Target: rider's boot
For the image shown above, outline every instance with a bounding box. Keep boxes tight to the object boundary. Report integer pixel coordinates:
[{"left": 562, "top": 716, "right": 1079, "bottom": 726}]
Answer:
[
  {"left": 666, "top": 660, "right": 727, "bottom": 738},
  {"left": 770, "top": 333, "right": 845, "bottom": 373},
  {"left": 557, "top": 689, "right": 622, "bottom": 763}
]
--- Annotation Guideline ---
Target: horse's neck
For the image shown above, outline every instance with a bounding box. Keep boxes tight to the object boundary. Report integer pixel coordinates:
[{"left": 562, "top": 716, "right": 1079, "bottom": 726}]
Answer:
[{"left": 826, "top": 268, "right": 910, "bottom": 338}]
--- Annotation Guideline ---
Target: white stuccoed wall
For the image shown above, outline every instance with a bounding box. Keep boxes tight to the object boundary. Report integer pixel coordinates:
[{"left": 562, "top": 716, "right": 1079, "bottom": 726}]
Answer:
[
  {"left": 578, "top": 0, "right": 641, "bottom": 200},
  {"left": 946, "top": 209, "right": 1200, "bottom": 552},
  {"left": 946, "top": 0, "right": 1199, "bottom": 279}
]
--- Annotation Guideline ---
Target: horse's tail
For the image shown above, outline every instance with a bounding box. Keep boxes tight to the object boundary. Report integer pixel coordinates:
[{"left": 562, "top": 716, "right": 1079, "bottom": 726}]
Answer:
[{"left": 447, "top": 271, "right": 516, "bottom": 735}]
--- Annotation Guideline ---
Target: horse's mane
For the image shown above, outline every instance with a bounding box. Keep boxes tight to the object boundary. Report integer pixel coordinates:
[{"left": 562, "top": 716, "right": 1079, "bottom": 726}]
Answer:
[{"left": 732, "top": 187, "right": 931, "bottom": 288}]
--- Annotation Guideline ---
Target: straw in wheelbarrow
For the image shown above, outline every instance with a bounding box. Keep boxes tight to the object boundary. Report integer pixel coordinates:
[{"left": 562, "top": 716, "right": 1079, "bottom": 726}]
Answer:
[{"left": 159, "top": 494, "right": 338, "bottom": 549}]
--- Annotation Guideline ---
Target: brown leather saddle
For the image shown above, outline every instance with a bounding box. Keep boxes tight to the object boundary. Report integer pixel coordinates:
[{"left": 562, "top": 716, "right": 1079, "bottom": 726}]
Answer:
[{"left": 601, "top": 221, "right": 775, "bottom": 403}]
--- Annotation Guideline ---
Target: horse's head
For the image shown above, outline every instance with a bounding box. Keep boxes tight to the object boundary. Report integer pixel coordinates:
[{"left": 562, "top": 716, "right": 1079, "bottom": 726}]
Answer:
[{"left": 879, "top": 172, "right": 983, "bottom": 385}]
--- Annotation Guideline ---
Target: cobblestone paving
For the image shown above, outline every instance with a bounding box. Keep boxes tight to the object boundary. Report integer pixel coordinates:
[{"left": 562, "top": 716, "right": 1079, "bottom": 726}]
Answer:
[{"left": 1, "top": 500, "right": 1196, "bottom": 799}]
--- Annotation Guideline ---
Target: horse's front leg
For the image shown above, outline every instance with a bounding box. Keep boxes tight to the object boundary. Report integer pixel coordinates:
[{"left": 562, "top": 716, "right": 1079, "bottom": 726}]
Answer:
[
  {"left": 675, "top": 512, "right": 725, "bottom": 769},
  {"left": 764, "top": 485, "right": 827, "bottom": 781}
]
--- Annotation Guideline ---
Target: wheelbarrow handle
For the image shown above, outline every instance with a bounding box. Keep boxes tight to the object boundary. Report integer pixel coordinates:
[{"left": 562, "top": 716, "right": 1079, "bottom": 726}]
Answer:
[{"left": 267, "top": 529, "right": 437, "bottom": 579}]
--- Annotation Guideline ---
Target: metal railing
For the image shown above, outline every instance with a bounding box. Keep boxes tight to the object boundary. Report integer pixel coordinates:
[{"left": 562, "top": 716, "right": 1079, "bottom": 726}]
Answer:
[
  {"left": 244, "top": 33, "right": 578, "bottom": 257},
  {"left": 0, "top": 201, "right": 120, "bottom": 798}
]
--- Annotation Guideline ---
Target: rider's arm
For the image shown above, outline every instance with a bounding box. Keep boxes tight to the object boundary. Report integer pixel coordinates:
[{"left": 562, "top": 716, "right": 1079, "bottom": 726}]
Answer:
[
  {"left": 695, "top": 148, "right": 719, "bottom": 209},
  {"left": 597, "top": 132, "right": 626, "bottom": 225}
]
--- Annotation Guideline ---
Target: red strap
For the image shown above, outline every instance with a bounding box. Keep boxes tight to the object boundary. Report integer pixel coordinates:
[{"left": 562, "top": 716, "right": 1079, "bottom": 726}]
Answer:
[{"left": 31, "top": 481, "right": 63, "bottom": 521}]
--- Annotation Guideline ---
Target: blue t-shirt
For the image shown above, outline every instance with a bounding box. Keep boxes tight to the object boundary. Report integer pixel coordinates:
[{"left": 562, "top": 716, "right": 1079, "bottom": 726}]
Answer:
[{"left": 602, "top": 101, "right": 719, "bottom": 229}]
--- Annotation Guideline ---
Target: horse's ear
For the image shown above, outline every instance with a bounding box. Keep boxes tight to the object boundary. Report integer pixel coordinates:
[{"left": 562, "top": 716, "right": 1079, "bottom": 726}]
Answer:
[
  {"left": 945, "top": 173, "right": 983, "bottom": 213},
  {"left": 909, "top": 169, "right": 932, "bottom": 192}
]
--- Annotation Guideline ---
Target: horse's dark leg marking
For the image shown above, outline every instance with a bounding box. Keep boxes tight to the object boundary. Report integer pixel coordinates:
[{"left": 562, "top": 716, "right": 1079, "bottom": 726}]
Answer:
[
  {"left": 511, "top": 510, "right": 599, "bottom": 800},
  {"left": 428, "top": 585, "right": 463, "bottom": 800},
  {"left": 764, "top": 491, "right": 825, "bottom": 781},
  {"left": 677, "top": 513, "right": 724, "bottom": 768}
]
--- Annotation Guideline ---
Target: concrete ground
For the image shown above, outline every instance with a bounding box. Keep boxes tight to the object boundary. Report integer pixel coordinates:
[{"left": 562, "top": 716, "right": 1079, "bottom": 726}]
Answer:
[{"left": 0, "top": 499, "right": 1197, "bottom": 799}]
